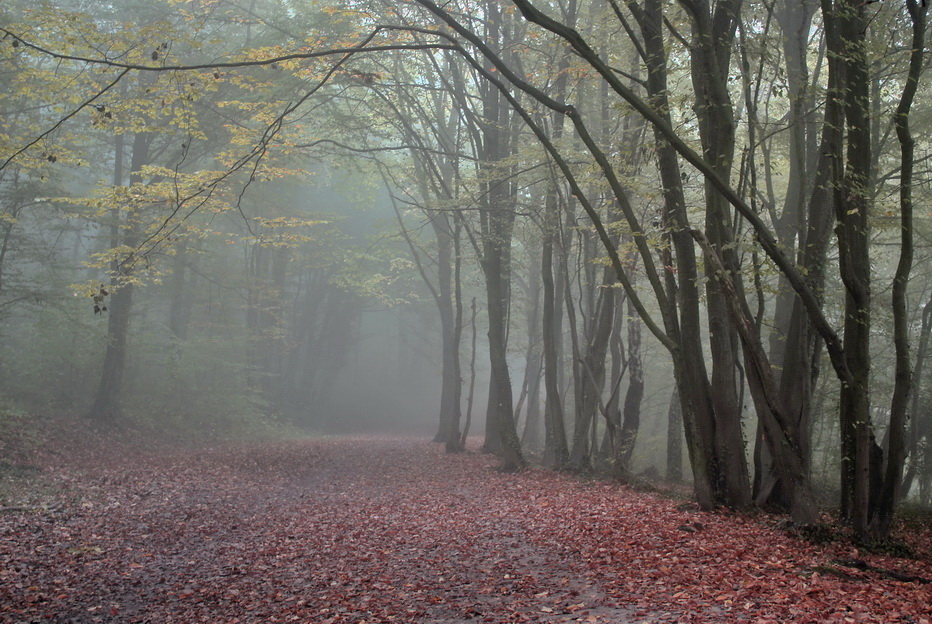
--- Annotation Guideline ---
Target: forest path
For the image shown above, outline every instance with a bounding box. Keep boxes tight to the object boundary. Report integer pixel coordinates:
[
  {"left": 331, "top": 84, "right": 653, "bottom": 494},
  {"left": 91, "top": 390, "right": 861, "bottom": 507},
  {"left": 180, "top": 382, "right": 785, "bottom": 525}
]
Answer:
[
  {"left": 1, "top": 436, "right": 636, "bottom": 623},
  {"left": 2, "top": 436, "right": 931, "bottom": 623}
]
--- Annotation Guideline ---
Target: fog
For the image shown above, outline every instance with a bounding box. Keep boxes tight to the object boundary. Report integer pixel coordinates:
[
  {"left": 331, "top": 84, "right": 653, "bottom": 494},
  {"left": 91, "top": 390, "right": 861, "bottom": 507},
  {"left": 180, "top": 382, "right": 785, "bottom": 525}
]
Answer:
[
  {"left": 0, "top": 158, "right": 485, "bottom": 440},
  {"left": 327, "top": 307, "right": 452, "bottom": 434}
]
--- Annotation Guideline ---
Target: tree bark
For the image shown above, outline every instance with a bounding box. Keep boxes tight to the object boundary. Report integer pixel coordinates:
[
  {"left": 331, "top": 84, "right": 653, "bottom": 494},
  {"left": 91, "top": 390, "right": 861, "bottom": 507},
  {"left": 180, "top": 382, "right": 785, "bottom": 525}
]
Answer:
[
  {"left": 871, "top": 0, "right": 928, "bottom": 536},
  {"left": 627, "top": 0, "right": 717, "bottom": 509},
  {"left": 520, "top": 243, "right": 544, "bottom": 452},
  {"left": 694, "top": 231, "right": 818, "bottom": 524},
  {"left": 569, "top": 267, "right": 615, "bottom": 470},
  {"left": 756, "top": 0, "right": 837, "bottom": 513},
  {"left": 542, "top": 222, "right": 569, "bottom": 469},
  {"left": 477, "top": 0, "right": 524, "bottom": 470},
  {"left": 901, "top": 291, "right": 932, "bottom": 500},
  {"left": 617, "top": 295, "right": 644, "bottom": 471},
  {"left": 683, "top": 0, "right": 752, "bottom": 509},
  {"left": 826, "top": 0, "right": 877, "bottom": 538},
  {"left": 88, "top": 131, "right": 150, "bottom": 424},
  {"left": 666, "top": 387, "right": 684, "bottom": 482}
]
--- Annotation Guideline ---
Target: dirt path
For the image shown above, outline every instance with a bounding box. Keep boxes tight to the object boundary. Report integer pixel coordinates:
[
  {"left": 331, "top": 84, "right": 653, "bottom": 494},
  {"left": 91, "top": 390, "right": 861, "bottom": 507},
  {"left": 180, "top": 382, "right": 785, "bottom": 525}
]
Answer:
[
  {"left": 1, "top": 437, "right": 635, "bottom": 623},
  {"left": 2, "top": 436, "right": 930, "bottom": 623}
]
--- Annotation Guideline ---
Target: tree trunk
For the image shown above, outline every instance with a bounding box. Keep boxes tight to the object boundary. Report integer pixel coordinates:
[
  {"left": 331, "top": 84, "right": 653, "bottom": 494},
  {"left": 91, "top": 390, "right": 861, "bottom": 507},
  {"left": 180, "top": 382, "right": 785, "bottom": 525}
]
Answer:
[
  {"left": 537, "top": 3, "right": 576, "bottom": 468},
  {"left": 89, "top": 283, "right": 134, "bottom": 423},
  {"left": 756, "top": 0, "right": 838, "bottom": 513},
  {"left": 870, "top": 0, "right": 928, "bottom": 536},
  {"left": 666, "top": 387, "right": 684, "bottom": 482},
  {"left": 901, "top": 291, "right": 932, "bottom": 500},
  {"left": 520, "top": 243, "right": 544, "bottom": 452},
  {"left": 685, "top": 0, "right": 752, "bottom": 509},
  {"left": 627, "top": 0, "right": 717, "bottom": 509},
  {"left": 88, "top": 131, "right": 150, "bottom": 424},
  {"left": 542, "top": 225, "right": 569, "bottom": 469},
  {"left": 433, "top": 213, "right": 462, "bottom": 449},
  {"left": 477, "top": 0, "right": 523, "bottom": 470},
  {"left": 168, "top": 240, "right": 197, "bottom": 342},
  {"left": 825, "top": 0, "right": 877, "bottom": 538},
  {"left": 447, "top": 218, "right": 465, "bottom": 452},
  {"left": 694, "top": 231, "right": 818, "bottom": 524},
  {"left": 569, "top": 267, "right": 615, "bottom": 470},
  {"left": 460, "top": 298, "right": 479, "bottom": 448},
  {"left": 617, "top": 296, "right": 644, "bottom": 472},
  {"left": 597, "top": 293, "right": 625, "bottom": 469},
  {"left": 484, "top": 232, "right": 523, "bottom": 469},
  {"left": 754, "top": 0, "right": 820, "bottom": 510}
]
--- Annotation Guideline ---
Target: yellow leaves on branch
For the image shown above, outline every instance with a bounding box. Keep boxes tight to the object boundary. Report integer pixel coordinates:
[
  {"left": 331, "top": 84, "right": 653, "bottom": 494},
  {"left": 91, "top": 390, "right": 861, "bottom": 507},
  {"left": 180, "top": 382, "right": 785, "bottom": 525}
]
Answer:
[
  {"left": 245, "top": 216, "right": 331, "bottom": 248},
  {"left": 7, "top": 8, "right": 192, "bottom": 67},
  {"left": 332, "top": 255, "right": 422, "bottom": 307},
  {"left": 79, "top": 245, "right": 164, "bottom": 290},
  {"left": 84, "top": 245, "right": 138, "bottom": 270},
  {"left": 71, "top": 280, "right": 113, "bottom": 302},
  {"left": 238, "top": 46, "right": 313, "bottom": 73},
  {"left": 254, "top": 216, "right": 330, "bottom": 228}
]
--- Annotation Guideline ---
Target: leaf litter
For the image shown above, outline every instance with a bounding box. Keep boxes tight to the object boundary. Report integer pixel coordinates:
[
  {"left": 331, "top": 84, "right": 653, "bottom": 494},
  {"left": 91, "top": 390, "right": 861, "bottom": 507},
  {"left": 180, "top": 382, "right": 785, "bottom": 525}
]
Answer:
[{"left": 1, "top": 435, "right": 929, "bottom": 623}]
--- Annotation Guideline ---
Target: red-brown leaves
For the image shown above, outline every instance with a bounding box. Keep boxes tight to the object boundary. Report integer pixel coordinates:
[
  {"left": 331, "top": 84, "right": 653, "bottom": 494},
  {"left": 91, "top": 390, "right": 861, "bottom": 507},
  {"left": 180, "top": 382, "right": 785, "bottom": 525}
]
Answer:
[{"left": 1, "top": 436, "right": 929, "bottom": 623}]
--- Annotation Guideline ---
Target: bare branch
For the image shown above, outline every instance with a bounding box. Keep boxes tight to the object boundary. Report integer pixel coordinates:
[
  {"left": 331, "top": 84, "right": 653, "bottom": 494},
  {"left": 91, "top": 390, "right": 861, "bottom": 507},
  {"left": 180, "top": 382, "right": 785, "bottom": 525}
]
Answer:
[{"left": 0, "top": 25, "right": 454, "bottom": 72}]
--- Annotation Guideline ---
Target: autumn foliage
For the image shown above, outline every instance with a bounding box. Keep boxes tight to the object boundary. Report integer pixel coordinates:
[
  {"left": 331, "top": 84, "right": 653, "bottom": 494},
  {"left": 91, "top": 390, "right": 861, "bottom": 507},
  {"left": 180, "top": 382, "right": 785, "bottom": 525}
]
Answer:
[{"left": 1, "top": 434, "right": 929, "bottom": 623}]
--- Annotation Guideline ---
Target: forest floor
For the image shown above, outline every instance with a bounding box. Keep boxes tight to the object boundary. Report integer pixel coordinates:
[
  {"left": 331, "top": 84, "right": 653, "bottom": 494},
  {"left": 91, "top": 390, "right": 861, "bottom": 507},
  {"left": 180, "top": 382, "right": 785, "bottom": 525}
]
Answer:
[{"left": 0, "top": 428, "right": 930, "bottom": 624}]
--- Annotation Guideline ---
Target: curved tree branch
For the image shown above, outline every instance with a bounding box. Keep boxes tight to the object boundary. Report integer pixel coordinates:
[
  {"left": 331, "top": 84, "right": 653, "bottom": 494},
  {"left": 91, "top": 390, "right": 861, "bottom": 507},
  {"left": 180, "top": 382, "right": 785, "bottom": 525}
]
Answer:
[{"left": 495, "top": 0, "right": 852, "bottom": 387}]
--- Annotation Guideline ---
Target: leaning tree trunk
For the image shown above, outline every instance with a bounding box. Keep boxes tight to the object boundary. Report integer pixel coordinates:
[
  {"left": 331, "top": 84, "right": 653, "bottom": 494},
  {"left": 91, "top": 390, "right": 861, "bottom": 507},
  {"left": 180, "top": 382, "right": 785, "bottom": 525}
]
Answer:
[
  {"left": 623, "top": 0, "right": 719, "bottom": 509},
  {"left": 695, "top": 232, "right": 818, "bottom": 524},
  {"left": 870, "top": 0, "right": 928, "bottom": 537}
]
